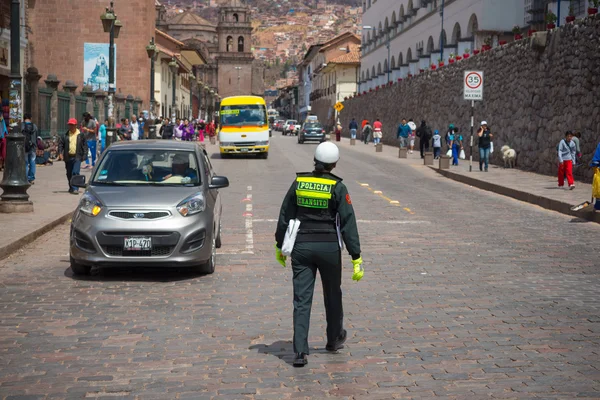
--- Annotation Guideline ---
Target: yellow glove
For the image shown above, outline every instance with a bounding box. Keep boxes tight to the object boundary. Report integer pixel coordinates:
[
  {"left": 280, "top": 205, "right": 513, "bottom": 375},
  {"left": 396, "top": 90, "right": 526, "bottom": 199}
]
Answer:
[
  {"left": 352, "top": 257, "right": 364, "bottom": 281},
  {"left": 275, "top": 244, "right": 287, "bottom": 268}
]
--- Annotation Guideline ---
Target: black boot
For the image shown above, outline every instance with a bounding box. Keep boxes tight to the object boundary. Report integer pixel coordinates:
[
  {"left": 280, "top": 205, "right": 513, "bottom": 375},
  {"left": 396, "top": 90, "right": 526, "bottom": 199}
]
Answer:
[
  {"left": 326, "top": 329, "right": 347, "bottom": 352},
  {"left": 293, "top": 352, "right": 308, "bottom": 367}
]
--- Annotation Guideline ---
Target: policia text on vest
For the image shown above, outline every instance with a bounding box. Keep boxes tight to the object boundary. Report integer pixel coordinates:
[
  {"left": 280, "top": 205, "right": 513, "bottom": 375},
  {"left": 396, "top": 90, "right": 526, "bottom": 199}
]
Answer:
[{"left": 275, "top": 169, "right": 363, "bottom": 367}]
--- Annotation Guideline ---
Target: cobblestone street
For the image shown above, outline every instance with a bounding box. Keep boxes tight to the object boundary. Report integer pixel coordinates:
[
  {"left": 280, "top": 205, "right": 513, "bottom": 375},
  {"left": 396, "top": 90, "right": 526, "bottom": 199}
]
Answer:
[{"left": 1, "top": 135, "right": 599, "bottom": 399}]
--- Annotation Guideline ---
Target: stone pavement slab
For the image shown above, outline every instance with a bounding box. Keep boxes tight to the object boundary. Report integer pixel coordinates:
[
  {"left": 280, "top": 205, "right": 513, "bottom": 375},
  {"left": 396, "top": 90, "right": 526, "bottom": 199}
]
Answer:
[
  {"left": 334, "top": 137, "right": 598, "bottom": 222},
  {"left": 0, "top": 162, "right": 91, "bottom": 261}
]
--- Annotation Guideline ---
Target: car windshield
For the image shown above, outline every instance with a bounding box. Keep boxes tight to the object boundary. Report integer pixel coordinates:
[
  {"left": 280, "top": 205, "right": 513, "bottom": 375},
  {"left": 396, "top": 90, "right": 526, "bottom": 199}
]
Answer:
[
  {"left": 220, "top": 104, "right": 267, "bottom": 127},
  {"left": 305, "top": 123, "right": 322, "bottom": 129},
  {"left": 92, "top": 150, "right": 201, "bottom": 186},
  {"left": 287, "top": 120, "right": 297, "bottom": 124}
]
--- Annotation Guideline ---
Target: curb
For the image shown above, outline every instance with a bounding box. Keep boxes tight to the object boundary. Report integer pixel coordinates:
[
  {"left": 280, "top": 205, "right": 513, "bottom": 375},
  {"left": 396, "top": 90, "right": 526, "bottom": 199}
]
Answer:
[
  {"left": 432, "top": 167, "right": 600, "bottom": 224},
  {"left": 0, "top": 211, "right": 73, "bottom": 262}
]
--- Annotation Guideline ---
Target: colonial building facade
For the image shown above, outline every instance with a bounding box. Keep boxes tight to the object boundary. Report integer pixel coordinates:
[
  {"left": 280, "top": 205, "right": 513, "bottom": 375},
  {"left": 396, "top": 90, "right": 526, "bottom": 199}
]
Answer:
[{"left": 359, "top": 0, "right": 528, "bottom": 91}]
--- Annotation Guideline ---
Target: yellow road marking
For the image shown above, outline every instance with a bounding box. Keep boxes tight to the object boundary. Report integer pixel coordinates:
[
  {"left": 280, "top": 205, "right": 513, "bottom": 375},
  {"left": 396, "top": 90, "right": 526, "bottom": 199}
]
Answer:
[{"left": 356, "top": 181, "right": 413, "bottom": 213}]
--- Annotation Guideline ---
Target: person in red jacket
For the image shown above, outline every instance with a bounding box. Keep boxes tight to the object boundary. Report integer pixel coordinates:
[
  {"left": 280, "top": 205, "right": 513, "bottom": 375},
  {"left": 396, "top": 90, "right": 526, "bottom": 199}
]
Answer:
[{"left": 372, "top": 118, "right": 383, "bottom": 145}]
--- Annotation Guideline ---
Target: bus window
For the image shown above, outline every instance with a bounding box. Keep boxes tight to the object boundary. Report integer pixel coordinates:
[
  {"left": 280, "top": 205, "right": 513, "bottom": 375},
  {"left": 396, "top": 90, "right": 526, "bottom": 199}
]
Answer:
[{"left": 221, "top": 104, "right": 267, "bottom": 127}]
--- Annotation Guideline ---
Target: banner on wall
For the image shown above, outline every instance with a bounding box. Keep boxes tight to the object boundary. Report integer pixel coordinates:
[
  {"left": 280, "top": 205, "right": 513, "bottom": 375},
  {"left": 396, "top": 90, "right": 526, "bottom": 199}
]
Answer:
[{"left": 84, "top": 43, "right": 116, "bottom": 91}]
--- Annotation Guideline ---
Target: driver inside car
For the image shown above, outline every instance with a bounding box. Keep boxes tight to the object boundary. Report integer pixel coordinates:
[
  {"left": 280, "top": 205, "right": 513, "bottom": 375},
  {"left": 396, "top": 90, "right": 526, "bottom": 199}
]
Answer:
[
  {"left": 162, "top": 153, "right": 198, "bottom": 182},
  {"left": 109, "top": 153, "right": 143, "bottom": 181}
]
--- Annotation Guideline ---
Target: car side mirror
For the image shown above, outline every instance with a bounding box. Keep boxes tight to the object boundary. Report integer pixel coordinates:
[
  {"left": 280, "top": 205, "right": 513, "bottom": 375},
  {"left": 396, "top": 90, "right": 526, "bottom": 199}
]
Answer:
[
  {"left": 209, "top": 176, "right": 229, "bottom": 189},
  {"left": 70, "top": 175, "right": 87, "bottom": 188}
]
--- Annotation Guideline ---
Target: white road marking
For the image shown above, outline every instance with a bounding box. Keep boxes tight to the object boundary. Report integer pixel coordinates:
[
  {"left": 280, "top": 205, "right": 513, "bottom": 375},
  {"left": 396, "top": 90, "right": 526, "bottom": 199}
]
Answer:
[
  {"left": 245, "top": 189, "right": 254, "bottom": 253},
  {"left": 374, "top": 190, "right": 382, "bottom": 194}
]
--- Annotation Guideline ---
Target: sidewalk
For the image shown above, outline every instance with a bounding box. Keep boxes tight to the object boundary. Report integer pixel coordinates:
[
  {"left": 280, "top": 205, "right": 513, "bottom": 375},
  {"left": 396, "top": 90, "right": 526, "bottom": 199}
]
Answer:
[
  {"left": 335, "top": 137, "right": 599, "bottom": 223},
  {"left": 0, "top": 162, "right": 90, "bottom": 261}
]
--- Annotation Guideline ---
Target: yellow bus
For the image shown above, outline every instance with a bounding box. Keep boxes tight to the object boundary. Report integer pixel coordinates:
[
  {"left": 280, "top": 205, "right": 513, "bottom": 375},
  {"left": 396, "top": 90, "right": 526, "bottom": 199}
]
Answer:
[{"left": 218, "top": 96, "right": 269, "bottom": 159}]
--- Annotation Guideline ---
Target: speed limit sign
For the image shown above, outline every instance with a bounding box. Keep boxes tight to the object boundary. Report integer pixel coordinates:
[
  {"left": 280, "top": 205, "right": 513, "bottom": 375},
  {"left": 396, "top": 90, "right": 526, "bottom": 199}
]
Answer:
[{"left": 463, "top": 71, "right": 484, "bottom": 101}]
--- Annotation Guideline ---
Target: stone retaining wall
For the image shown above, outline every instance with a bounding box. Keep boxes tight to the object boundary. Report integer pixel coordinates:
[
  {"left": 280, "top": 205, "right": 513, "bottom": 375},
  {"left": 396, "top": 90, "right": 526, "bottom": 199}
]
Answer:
[{"left": 339, "top": 15, "right": 600, "bottom": 182}]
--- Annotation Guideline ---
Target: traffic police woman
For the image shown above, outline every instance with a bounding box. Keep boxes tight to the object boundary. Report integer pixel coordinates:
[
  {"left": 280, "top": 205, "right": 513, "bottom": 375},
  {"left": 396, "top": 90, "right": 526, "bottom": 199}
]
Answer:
[{"left": 274, "top": 142, "right": 364, "bottom": 367}]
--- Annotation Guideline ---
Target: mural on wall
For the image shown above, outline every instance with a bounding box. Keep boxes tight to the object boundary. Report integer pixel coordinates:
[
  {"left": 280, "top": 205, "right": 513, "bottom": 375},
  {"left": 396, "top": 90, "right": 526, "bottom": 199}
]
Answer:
[{"left": 84, "top": 43, "right": 115, "bottom": 91}]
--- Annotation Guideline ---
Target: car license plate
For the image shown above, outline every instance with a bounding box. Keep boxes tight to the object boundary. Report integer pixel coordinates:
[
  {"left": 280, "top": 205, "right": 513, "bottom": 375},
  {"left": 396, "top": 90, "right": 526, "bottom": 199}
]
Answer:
[
  {"left": 124, "top": 237, "right": 151, "bottom": 251},
  {"left": 240, "top": 148, "right": 249, "bottom": 152}
]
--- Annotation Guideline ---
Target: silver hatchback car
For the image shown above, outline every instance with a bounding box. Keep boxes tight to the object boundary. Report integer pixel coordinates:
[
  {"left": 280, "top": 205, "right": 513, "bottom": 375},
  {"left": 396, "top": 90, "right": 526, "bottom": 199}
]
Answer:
[{"left": 69, "top": 141, "right": 229, "bottom": 275}]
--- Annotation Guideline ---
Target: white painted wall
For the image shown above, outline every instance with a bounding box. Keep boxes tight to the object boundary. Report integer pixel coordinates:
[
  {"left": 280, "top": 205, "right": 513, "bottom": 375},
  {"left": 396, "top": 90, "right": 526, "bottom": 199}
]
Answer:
[{"left": 360, "top": 0, "right": 526, "bottom": 86}]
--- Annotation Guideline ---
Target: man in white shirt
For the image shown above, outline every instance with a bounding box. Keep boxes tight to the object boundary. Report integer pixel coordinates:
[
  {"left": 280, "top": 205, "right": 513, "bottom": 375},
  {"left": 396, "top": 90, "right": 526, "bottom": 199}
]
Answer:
[{"left": 130, "top": 115, "right": 140, "bottom": 141}]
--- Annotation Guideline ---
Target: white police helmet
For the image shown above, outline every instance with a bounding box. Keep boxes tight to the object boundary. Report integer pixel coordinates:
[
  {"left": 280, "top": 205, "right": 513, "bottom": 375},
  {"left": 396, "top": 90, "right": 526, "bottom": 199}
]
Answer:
[{"left": 314, "top": 142, "right": 340, "bottom": 164}]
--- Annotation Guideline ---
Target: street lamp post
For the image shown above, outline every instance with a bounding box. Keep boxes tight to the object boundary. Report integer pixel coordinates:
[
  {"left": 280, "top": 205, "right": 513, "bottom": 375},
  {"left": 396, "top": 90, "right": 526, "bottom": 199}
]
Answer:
[
  {"left": 169, "top": 58, "right": 178, "bottom": 123},
  {"left": 0, "top": 0, "right": 32, "bottom": 213},
  {"left": 440, "top": 0, "right": 446, "bottom": 62},
  {"left": 100, "top": 1, "right": 122, "bottom": 147},
  {"left": 145, "top": 37, "right": 157, "bottom": 121}
]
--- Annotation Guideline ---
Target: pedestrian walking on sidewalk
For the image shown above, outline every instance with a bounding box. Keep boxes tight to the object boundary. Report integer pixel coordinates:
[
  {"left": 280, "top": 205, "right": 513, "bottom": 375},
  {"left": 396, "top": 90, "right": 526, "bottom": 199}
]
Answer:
[
  {"left": 349, "top": 118, "right": 358, "bottom": 139},
  {"left": 198, "top": 119, "right": 206, "bottom": 142},
  {"left": 58, "top": 118, "right": 88, "bottom": 195},
  {"left": 416, "top": 120, "right": 432, "bottom": 158},
  {"left": 335, "top": 121, "right": 342, "bottom": 142},
  {"left": 81, "top": 112, "right": 98, "bottom": 169},
  {"left": 274, "top": 142, "right": 364, "bottom": 368},
  {"left": 362, "top": 120, "right": 373, "bottom": 144},
  {"left": 174, "top": 119, "right": 183, "bottom": 140},
  {"left": 408, "top": 119, "right": 417, "bottom": 154},
  {"left": 557, "top": 131, "right": 577, "bottom": 190},
  {"left": 432, "top": 130, "right": 442, "bottom": 159},
  {"left": 99, "top": 118, "right": 107, "bottom": 154},
  {"left": 477, "top": 121, "right": 493, "bottom": 172},
  {"left": 449, "top": 128, "right": 463, "bottom": 166},
  {"left": 0, "top": 113, "right": 7, "bottom": 172},
  {"left": 397, "top": 118, "right": 411, "bottom": 149},
  {"left": 22, "top": 113, "right": 40, "bottom": 184},
  {"left": 373, "top": 118, "right": 383, "bottom": 145},
  {"left": 130, "top": 115, "right": 141, "bottom": 141},
  {"left": 445, "top": 124, "right": 455, "bottom": 153}
]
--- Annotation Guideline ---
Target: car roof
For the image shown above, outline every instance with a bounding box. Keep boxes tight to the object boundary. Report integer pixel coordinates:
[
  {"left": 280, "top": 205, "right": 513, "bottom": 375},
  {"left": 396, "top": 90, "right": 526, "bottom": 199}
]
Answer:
[{"left": 108, "top": 140, "right": 202, "bottom": 152}]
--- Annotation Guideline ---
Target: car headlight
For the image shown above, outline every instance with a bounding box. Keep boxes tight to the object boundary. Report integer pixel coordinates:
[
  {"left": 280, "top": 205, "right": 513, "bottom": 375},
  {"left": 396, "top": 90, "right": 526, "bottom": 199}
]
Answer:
[
  {"left": 79, "top": 192, "right": 103, "bottom": 217},
  {"left": 177, "top": 192, "right": 205, "bottom": 217},
  {"left": 256, "top": 140, "right": 269, "bottom": 146},
  {"left": 220, "top": 142, "right": 233, "bottom": 147}
]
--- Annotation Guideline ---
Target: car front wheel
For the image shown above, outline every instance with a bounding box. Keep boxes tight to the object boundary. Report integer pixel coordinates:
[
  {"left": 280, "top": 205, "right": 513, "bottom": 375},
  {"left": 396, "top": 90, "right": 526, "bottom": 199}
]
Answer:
[{"left": 201, "top": 231, "right": 216, "bottom": 274}]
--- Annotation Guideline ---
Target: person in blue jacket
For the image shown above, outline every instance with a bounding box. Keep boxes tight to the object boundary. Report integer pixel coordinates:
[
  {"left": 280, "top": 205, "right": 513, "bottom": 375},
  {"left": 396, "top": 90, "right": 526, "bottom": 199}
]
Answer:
[{"left": 396, "top": 118, "right": 411, "bottom": 148}]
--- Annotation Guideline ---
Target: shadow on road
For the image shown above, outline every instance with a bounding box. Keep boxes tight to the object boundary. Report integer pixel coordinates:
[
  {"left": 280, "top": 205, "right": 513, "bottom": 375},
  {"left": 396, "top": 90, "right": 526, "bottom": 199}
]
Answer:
[
  {"left": 249, "top": 341, "right": 296, "bottom": 366},
  {"left": 249, "top": 341, "right": 333, "bottom": 367},
  {"left": 64, "top": 266, "right": 207, "bottom": 283}
]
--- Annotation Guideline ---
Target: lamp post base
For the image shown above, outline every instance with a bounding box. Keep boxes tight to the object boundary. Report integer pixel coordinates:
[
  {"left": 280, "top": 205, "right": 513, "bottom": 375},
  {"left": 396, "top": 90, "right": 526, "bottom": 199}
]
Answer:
[{"left": 0, "top": 200, "right": 34, "bottom": 213}]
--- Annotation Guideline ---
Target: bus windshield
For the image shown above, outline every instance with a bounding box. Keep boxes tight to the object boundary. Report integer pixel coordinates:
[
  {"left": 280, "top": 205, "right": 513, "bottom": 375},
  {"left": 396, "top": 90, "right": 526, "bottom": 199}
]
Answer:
[{"left": 221, "top": 104, "right": 267, "bottom": 127}]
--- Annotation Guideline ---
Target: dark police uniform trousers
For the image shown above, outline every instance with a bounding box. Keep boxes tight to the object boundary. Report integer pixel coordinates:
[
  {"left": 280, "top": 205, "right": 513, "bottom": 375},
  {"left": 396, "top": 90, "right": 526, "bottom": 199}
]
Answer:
[
  {"left": 275, "top": 171, "right": 361, "bottom": 356},
  {"left": 291, "top": 241, "right": 343, "bottom": 355}
]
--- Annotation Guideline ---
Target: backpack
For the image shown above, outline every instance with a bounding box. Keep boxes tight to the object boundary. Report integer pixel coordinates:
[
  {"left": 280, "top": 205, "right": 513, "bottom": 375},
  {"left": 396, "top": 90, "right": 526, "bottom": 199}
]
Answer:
[{"left": 22, "top": 123, "right": 36, "bottom": 153}]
